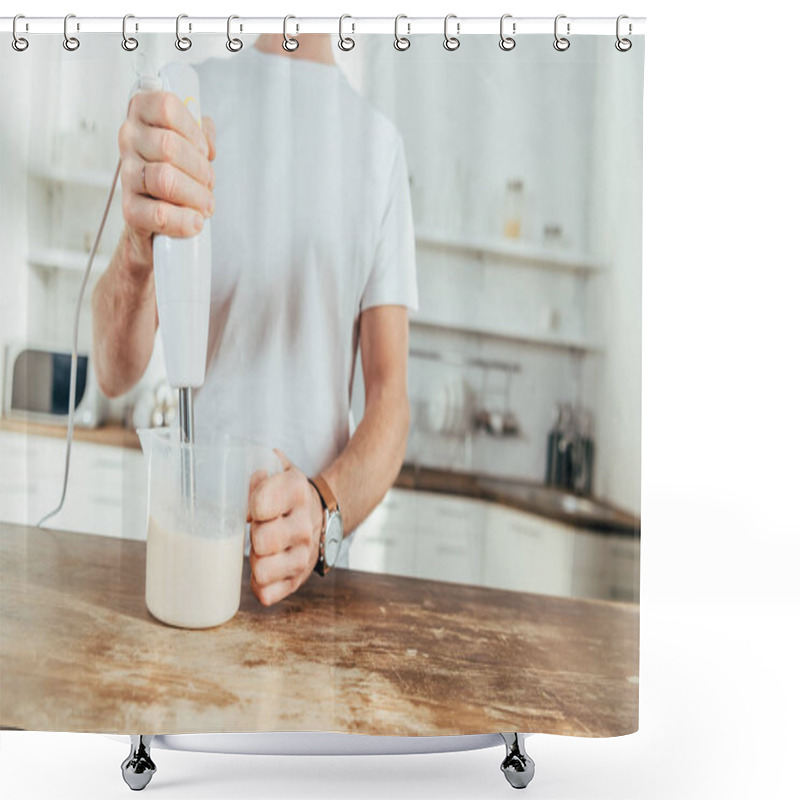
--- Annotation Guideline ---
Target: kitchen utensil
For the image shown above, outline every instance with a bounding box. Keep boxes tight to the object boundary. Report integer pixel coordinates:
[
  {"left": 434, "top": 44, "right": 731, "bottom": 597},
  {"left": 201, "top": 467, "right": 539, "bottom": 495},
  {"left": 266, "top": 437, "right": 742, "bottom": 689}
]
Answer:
[{"left": 146, "top": 63, "right": 212, "bottom": 508}]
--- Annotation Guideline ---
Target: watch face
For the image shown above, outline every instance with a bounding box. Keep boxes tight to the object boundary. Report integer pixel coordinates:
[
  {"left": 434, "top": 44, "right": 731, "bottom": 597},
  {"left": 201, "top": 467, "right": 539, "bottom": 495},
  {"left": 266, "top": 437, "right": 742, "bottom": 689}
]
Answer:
[{"left": 325, "top": 510, "right": 343, "bottom": 567}]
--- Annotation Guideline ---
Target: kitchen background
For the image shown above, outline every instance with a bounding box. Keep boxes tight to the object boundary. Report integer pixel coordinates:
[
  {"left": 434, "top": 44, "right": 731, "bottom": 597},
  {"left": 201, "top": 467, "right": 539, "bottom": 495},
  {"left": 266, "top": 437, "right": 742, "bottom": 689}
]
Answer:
[{"left": 0, "top": 35, "right": 642, "bottom": 602}]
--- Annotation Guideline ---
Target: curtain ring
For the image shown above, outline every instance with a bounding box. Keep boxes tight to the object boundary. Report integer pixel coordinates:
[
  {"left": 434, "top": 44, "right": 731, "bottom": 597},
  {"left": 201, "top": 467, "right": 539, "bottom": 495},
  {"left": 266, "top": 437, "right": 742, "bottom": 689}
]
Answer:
[
  {"left": 443, "top": 14, "right": 460, "bottom": 51},
  {"left": 394, "top": 15, "right": 410, "bottom": 51},
  {"left": 553, "top": 14, "right": 570, "bottom": 51},
  {"left": 122, "top": 14, "right": 138, "bottom": 51},
  {"left": 175, "top": 14, "right": 192, "bottom": 51},
  {"left": 63, "top": 13, "right": 80, "bottom": 51},
  {"left": 12, "top": 15, "right": 29, "bottom": 52},
  {"left": 283, "top": 15, "right": 299, "bottom": 52},
  {"left": 615, "top": 15, "right": 632, "bottom": 52},
  {"left": 226, "top": 15, "right": 243, "bottom": 52},
  {"left": 338, "top": 14, "right": 355, "bottom": 51},
  {"left": 499, "top": 14, "right": 516, "bottom": 51}
]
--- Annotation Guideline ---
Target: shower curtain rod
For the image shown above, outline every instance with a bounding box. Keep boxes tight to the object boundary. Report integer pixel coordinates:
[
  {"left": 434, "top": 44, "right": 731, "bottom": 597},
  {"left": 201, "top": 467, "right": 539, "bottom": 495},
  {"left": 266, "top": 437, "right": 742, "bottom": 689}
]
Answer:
[{"left": 0, "top": 16, "right": 646, "bottom": 37}]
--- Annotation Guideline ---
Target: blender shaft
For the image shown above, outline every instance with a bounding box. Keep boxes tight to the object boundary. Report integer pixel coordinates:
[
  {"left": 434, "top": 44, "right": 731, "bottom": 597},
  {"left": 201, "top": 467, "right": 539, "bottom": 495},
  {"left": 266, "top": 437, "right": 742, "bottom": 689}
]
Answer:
[{"left": 178, "top": 387, "right": 196, "bottom": 508}]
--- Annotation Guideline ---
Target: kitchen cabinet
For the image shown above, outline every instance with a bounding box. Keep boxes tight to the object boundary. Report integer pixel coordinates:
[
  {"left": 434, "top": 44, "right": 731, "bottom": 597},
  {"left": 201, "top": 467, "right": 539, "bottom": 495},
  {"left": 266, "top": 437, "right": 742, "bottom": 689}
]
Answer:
[
  {"left": 350, "top": 490, "right": 486, "bottom": 586},
  {"left": 349, "top": 485, "right": 638, "bottom": 602},
  {"left": 348, "top": 489, "right": 417, "bottom": 577},
  {"left": 412, "top": 492, "right": 486, "bottom": 585},
  {"left": 607, "top": 535, "right": 640, "bottom": 602},
  {"left": 571, "top": 529, "right": 640, "bottom": 602},
  {"left": 571, "top": 529, "right": 612, "bottom": 600},
  {"left": 482, "top": 505, "right": 575, "bottom": 596},
  {"left": 0, "top": 430, "right": 146, "bottom": 540}
]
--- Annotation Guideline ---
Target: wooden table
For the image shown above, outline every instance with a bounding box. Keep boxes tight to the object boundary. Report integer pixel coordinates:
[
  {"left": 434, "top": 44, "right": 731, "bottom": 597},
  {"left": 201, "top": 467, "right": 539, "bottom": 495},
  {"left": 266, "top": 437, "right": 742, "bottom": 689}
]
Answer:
[{"left": 0, "top": 523, "right": 638, "bottom": 737}]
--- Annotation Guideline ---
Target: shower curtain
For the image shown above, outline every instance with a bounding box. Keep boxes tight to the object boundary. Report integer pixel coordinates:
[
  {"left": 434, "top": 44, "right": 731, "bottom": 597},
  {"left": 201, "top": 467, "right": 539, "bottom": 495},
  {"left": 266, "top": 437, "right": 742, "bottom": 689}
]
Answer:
[{"left": 0, "top": 20, "right": 643, "bottom": 742}]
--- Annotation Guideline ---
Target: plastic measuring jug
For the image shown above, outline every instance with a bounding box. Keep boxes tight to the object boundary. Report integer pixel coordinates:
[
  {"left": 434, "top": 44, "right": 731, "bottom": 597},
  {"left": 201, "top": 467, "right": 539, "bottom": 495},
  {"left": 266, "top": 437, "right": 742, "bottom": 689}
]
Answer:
[{"left": 137, "top": 427, "right": 251, "bottom": 629}]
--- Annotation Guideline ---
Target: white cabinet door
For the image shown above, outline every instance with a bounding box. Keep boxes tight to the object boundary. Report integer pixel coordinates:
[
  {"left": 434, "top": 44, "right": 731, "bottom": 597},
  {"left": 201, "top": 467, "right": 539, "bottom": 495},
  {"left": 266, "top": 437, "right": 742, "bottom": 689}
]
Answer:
[
  {"left": 571, "top": 529, "right": 613, "bottom": 600},
  {"left": 348, "top": 489, "right": 417, "bottom": 577},
  {"left": 607, "top": 535, "right": 640, "bottom": 602},
  {"left": 483, "top": 505, "right": 574, "bottom": 597},
  {"left": 412, "top": 492, "right": 485, "bottom": 585},
  {"left": 0, "top": 430, "right": 146, "bottom": 539}
]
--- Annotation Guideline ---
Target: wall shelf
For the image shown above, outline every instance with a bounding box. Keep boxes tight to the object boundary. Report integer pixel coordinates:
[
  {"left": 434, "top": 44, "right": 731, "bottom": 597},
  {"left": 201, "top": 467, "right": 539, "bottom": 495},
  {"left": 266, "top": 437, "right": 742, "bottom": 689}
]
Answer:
[
  {"left": 28, "top": 247, "right": 109, "bottom": 274},
  {"left": 414, "top": 227, "right": 605, "bottom": 275},
  {"left": 410, "top": 316, "right": 599, "bottom": 354}
]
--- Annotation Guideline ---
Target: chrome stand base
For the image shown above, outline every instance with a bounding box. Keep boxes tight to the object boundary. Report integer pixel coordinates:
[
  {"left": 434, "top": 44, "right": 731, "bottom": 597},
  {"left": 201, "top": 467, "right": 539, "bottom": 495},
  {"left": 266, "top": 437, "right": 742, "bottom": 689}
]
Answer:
[
  {"left": 500, "top": 733, "right": 535, "bottom": 789},
  {"left": 121, "top": 735, "right": 156, "bottom": 791}
]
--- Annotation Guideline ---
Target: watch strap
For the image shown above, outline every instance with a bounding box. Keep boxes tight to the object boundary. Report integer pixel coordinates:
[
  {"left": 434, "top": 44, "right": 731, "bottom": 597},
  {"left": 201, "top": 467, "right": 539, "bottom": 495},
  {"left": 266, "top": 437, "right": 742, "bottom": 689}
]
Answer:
[{"left": 310, "top": 473, "right": 338, "bottom": 513}]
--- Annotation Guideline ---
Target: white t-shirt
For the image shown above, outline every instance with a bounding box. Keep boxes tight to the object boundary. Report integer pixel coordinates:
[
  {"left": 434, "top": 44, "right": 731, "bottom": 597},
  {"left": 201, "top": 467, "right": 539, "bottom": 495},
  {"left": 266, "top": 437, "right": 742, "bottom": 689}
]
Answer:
[{"left": 192, "top": 48, "right": 417, "bottom": 555}]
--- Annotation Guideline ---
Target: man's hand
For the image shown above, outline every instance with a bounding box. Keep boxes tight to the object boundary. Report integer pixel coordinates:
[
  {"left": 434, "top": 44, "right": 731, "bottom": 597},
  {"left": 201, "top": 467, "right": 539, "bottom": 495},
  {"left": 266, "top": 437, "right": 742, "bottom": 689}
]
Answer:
[
  {"left": 248, "top": 450, "right": 324, "bottom": 607},
  {"left": 119, "top": 90, "right": 216, "bottom": 267}
]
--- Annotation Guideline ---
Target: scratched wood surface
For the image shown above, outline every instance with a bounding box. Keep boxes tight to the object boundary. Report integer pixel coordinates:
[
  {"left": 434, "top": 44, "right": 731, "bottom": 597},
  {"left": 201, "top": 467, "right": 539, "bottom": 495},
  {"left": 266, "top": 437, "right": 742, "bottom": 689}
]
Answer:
[{"left": 0, "top": 523, "right": 638, "bottom": 737}]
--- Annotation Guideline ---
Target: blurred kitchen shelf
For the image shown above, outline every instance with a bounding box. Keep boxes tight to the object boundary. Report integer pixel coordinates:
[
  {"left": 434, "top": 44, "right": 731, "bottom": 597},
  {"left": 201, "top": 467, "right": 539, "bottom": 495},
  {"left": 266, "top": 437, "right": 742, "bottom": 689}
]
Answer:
[
  {"left": 28, "top": 247, "right": 109, "bottom": 274},
  {"left": 28, "top": 164, "right": 118, "bottom": 190},
  {"left": 410, "top": 316, "right": 599, "bottom": 354},
  {"left": 414, "top": 227, "right": 605, "bottom": 274}
]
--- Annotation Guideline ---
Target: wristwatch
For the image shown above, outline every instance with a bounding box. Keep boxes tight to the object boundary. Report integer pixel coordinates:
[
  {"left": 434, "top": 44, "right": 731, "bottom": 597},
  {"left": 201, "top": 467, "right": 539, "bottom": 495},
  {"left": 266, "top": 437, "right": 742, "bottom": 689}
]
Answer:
[{"left": 308, "top": 474, "right": 343, "bottom": 576}]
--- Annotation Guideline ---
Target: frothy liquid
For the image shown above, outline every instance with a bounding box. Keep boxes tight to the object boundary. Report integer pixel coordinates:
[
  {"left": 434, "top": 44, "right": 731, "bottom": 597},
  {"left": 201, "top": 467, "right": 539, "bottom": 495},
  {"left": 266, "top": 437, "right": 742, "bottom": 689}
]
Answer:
[{"left": 146, "top": 515, "right": 245, "bottom": 629}]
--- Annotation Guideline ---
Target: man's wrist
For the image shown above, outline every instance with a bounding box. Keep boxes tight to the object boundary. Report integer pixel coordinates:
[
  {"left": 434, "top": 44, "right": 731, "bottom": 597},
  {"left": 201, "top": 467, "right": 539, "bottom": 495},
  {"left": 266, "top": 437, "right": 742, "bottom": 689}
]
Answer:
[
  {"left": 120, "top": 226, "right": 154, "bottom": 284},
  {"left": 307, "top": 478, "right": 325, "bottom": 544}
]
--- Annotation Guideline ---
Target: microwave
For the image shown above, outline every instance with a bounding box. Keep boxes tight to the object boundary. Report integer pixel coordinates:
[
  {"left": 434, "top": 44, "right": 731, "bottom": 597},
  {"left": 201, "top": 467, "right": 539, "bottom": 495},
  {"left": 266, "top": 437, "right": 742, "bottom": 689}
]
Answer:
[{"left": 3, "top": 342, "right": 107, "bottom": 428}]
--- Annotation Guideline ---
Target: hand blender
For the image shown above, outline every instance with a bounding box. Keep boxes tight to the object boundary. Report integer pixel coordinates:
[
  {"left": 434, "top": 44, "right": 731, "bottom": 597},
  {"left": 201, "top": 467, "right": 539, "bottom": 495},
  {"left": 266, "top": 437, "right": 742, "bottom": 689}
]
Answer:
[{"left": 147, "top": 63, "right": 212, "bottom": 510}]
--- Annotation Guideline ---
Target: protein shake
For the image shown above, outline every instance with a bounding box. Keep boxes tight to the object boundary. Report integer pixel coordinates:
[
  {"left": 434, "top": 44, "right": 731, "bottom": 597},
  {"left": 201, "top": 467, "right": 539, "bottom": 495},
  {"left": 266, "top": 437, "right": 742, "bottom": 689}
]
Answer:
[{"left": 145, "top": 514, "right": 245, "bottom": 629}]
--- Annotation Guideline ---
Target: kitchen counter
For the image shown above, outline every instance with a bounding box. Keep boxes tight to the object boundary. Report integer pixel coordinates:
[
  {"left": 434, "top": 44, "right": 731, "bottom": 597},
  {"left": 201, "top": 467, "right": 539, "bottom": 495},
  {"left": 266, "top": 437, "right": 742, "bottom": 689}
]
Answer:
[
  {"left": 0, "top": 416, "right": 139, "bottom": 449},
  {"left": 0, "top": 523, "right": 639, "bottom": 737},
  {"left": 396, "top": 465, "right": 640, "bottom": 535},
  {"left": 1, "top": 417, "right": 639, "bottom": 534}
]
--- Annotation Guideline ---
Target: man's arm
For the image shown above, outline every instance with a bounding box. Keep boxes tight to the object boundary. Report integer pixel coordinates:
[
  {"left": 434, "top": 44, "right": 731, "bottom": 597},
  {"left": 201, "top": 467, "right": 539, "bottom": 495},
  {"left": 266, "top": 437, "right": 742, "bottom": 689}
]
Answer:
[
  {"left": 91, "top": 231, "right": 158, "bottom": 398},
  {"left": 248, "top": 305, "right": 410, "bottom": 606},
  {"left": 320, "top": 304, "right": 410, "bottom": 533}
]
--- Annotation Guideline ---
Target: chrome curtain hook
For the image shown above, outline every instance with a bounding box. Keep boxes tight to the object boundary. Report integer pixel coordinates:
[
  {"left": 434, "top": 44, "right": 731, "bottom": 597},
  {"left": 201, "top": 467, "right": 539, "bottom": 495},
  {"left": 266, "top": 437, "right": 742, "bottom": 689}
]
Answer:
[
  {"left": 175, "top": 14, "right": 192, "bottom": 51},
  {"left": 443, "top": 14, "right": 460, "bottom": 51},
  {"left": 283, "top": 15, "right": 299, "bottom": 51},
  {"left": 394, "top": 14, "right": 410, "bottom": 51},
  {"left": 226, "top": 15, "right": 243, "bottom": 52},
  {"left": 12, "top": 14, "right": 29, "bottom": 52},
  {"left": 499, "top": 14, "right": 516, "bottom": 51},
  {"left": 615, "top": 14, "right": 632, "bottom": 51},
  {"left": 122, "top": 14, "right": 138, "bottom": 51},
  {"left": 63, "top": 13, "right": 80, "bottom": 51},
  {"left": 553, "top": 14, "right": 570, "bottom": 52},
  {"left": 338, "top": 14, "right": 355, "bottom": 51}
]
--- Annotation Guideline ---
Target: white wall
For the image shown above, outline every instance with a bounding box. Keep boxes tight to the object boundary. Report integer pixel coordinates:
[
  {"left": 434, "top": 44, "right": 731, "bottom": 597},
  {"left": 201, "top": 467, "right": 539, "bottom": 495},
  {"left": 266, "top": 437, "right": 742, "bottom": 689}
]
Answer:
[{"left": 585, "top": 41, "right": 644, "bottom": 513}]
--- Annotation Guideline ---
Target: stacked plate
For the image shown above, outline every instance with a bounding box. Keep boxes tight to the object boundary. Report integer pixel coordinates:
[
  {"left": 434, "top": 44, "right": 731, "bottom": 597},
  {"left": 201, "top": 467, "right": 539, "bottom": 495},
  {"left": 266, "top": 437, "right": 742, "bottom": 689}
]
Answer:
[{"left": 425, "top": 377, "right": 473, "bottom": 436}]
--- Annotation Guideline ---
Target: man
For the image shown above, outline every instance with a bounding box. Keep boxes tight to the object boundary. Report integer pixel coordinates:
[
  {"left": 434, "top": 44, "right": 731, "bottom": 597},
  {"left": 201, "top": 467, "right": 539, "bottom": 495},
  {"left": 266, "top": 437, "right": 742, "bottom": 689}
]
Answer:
[{"left": 91, "top": 34, "right": 417, "bottom": 606}]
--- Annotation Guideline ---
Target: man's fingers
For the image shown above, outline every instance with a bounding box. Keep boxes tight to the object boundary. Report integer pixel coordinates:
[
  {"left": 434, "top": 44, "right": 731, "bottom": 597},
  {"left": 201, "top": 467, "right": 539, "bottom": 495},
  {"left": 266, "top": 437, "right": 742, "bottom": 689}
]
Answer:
[
  {"left": 250, "top": 512, "right": 309, "bottom": 557},
  {"left": 131, "top": 90, "right": 209, "bottom": 157},
  {"left": 133, "top": 122, "right": 214, "bottom": 188},
  {"left": 248, "top": 469, "right": 303, "bottom": 522},
  {"left": 202, "top": 116, "right": 217, "bottom": 163},
  {"left": 122, "top": 191, "right": 204, "bottom": 238},
  {"left": 124, "top": 159, "right": 213, "bottom": 217},
  {"left": 250, "top": 546, "right": 308, "bottom": 587},
  {"left": 274, "top": 449, "right": 292, "bottom": 472},
  {"left": 250, "top": 573, "right": 298, "bottom": 608}
]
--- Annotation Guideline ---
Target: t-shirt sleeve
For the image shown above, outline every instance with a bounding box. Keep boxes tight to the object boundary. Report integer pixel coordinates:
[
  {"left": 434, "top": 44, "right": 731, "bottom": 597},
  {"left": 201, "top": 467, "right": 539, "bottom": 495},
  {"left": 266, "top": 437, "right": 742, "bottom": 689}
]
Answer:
[{"left": 360, "top": 134, "right": 419, "bottom": 313}]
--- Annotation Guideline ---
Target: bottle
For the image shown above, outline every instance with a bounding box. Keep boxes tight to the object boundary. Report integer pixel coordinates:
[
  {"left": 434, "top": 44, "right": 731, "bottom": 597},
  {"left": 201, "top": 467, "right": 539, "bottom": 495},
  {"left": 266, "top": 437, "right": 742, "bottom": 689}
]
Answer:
[{"left": 503, "top": 179, "right": 523, "bottom": 239}]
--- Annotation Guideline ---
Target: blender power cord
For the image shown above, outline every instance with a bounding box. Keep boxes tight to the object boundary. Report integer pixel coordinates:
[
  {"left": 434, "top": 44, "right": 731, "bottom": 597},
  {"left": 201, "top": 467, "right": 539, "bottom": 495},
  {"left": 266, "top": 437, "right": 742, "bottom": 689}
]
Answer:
[{"left": 36, "top": 159, "right": 122, "bottom": 528}]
